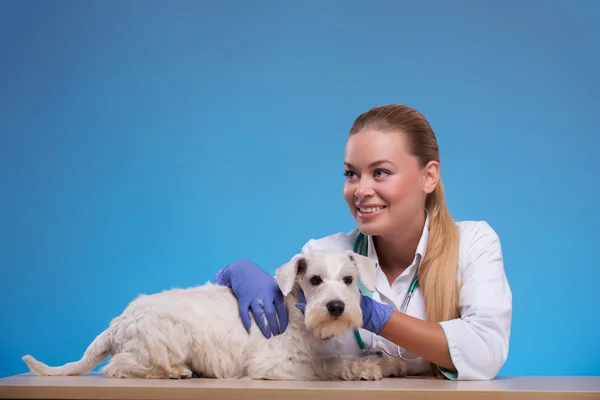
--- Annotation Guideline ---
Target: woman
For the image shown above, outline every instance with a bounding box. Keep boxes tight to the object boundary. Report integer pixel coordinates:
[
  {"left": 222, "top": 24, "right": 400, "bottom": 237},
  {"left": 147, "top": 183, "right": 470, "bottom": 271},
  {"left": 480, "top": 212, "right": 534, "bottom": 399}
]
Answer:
[{"left": 213, "top": 104, "right": 512, "bottom": 381}]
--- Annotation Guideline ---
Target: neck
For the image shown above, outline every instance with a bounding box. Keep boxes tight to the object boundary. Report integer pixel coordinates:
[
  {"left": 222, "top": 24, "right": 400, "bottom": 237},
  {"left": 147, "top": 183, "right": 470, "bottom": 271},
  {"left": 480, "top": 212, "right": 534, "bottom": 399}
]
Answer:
[{"left": 373, "top": 212, "right": 426, "bottom": 283}]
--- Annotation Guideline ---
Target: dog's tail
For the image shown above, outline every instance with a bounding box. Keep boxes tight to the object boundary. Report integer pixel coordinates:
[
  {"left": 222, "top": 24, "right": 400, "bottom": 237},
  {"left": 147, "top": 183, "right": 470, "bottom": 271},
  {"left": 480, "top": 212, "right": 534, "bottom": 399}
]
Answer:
[{"left": 22, "top": 328, "right": 112, "bottom": 376}]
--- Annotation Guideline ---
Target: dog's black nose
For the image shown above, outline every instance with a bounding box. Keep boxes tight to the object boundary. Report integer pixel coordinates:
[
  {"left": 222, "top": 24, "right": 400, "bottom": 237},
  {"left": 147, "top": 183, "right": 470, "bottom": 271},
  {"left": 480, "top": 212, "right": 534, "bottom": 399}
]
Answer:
[{"left": 327, "top": 300, "right": 345, "bottom": 317}]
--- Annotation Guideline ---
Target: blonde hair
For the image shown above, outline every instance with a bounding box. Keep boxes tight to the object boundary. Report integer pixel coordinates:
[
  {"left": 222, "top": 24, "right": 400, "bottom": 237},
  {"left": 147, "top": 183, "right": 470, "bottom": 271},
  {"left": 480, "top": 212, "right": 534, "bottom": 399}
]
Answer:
[{"left": 348, "top": 104, "right": 461, "bottom": 324}]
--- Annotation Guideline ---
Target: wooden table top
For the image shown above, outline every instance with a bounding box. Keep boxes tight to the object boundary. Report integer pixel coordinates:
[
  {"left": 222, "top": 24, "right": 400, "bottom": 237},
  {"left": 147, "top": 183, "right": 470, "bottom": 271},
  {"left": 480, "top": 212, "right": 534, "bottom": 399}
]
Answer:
[{"left": 1, "top": 372, "right": 599, "bottom": 400}]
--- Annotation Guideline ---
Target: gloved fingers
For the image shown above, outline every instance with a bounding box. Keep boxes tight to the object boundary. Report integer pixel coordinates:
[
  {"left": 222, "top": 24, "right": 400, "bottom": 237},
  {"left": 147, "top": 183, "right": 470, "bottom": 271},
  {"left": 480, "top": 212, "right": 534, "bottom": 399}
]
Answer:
[
  {"left": 250, "top": 299, "right": 271, "bottom": 339},
  {"left": 274, "top": 291, "right": 289, "bottom": 333},
  {"left": 358, "top": 295, "right": 393, "bottom": 335},
  {"left": 297, "top": 289, "right": 306, "bottom": 303},
  {"left": 295, "top": 289, "right": 307, "bottom": 314},
  {"left": 238, "top": 300, "right": 252, "bottom": 333},
  {"left": 212, "top": 266, "right": 230, "bottom": 286},
  {"left": 262, "top": 299, "right": 280, "bottom": 336}
]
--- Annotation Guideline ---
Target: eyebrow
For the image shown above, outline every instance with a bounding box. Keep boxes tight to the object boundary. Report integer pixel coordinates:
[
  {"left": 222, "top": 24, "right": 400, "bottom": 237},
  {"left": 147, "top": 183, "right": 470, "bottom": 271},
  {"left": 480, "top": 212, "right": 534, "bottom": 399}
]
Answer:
[{"left": 344, "top": 159, "right": 396, "bottom": 169}]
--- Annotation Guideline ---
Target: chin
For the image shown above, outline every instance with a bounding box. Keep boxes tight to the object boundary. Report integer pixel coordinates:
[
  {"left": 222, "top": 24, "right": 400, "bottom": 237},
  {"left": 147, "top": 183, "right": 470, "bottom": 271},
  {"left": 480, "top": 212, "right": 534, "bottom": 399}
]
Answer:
[
  {"left": 353, "top": 207, "right": 390, "bottom": 231},
  {"left": 304, "top": 300, "right": 363, "bottom": 340},
  {"left": 355, "top": 220, "right": 387, "bottom": 236},
  {"left": 305, "top": 311, "right": 362, "bottom": 341}
]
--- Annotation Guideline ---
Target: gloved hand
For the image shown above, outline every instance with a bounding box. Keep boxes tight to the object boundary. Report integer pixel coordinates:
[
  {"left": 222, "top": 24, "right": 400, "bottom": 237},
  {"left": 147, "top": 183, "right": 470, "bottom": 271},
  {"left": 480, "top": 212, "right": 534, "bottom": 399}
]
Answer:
[
  {"left": 359, "top": 294, "right": 393, "bottom": 335},
  {"left": 294, "top": 290, "right": 392, "bottom": 335},
  {"left": 213, "top": 260, "right": 288, "bottom": 338}
]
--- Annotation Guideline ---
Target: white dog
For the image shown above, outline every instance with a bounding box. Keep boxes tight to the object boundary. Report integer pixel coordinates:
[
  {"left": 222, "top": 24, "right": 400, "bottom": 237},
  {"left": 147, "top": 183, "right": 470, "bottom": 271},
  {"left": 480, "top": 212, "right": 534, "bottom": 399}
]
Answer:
[{"left": 23, "top": 249, "right": 408, "bottom": 381}]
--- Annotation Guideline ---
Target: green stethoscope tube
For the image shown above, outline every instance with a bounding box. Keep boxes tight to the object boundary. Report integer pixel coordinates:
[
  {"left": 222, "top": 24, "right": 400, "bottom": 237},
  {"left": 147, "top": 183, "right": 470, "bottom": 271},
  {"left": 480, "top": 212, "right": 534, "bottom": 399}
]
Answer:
[{"left": 353, "top": 232, "right": 419, "bottom": 353}]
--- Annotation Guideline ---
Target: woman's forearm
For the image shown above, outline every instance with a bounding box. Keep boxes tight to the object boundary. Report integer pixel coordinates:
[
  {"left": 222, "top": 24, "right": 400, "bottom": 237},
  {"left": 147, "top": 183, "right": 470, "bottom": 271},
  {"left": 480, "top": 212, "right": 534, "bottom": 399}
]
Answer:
[{"left": 379, "top": 311, "right": 455, "bottom": 371}]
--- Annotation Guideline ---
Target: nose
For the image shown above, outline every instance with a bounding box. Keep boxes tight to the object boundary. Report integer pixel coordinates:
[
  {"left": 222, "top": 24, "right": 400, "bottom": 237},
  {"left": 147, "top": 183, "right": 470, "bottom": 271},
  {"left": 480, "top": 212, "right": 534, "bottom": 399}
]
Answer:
[
  {"left": 355, "top": 178, "right": 374, "bottom": 199},
  {"left": 326, "top": 300, "right": 345, "bottom": 317}
]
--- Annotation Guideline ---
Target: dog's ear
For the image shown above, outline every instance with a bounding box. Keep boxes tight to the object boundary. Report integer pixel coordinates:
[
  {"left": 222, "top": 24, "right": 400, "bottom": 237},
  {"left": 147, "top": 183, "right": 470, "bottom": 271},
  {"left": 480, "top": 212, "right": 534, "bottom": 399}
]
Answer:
[
  {"left": 275, "top": 255, "right": 308, "bottom": 296},
  {"left": 345, "top": 251, "right": 377, "bottom": 292}
]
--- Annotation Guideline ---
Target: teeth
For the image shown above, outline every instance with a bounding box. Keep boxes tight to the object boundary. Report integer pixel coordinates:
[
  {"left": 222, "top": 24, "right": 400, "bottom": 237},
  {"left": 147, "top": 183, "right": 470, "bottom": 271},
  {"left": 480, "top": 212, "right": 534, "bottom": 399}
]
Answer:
[{"left": 359, "top": 206, "right": 384, "bottom": 213}]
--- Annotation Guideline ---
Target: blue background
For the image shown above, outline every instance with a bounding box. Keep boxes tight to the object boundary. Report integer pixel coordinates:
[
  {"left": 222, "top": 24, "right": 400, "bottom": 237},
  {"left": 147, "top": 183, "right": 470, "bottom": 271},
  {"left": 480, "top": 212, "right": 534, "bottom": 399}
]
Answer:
[{"left": 1, "top": 0, "right": 598, "bottom": 378}]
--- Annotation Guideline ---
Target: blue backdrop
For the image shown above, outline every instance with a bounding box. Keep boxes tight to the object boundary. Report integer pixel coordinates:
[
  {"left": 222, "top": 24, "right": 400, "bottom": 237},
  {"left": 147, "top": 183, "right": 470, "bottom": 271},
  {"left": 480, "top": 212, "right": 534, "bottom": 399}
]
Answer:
[{"left": 1, "top": 0, "right": 598, "bottom": 378}]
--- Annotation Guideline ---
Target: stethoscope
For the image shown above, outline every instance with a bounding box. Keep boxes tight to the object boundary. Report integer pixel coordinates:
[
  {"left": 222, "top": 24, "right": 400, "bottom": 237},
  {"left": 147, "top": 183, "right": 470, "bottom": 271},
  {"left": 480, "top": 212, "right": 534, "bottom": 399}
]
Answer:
[{"left": 352, "top": 232, "right": 422, "bottom": 362}]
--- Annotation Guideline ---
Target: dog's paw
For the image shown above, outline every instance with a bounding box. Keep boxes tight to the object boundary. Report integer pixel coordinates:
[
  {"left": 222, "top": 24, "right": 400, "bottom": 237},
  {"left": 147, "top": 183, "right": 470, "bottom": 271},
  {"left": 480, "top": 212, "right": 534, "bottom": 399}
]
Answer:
[
  {"left": 341, "top": 359, "right": 383, "bottom": 381},
  {"left": 168, "top": 366, "right": 193, "bottom": 379}
]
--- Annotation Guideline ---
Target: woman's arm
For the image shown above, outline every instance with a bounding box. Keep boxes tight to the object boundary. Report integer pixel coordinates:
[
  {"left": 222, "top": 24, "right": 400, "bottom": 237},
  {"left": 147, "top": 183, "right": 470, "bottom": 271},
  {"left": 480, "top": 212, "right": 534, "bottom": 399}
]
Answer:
[
  {"left": 367, "top": 222, "right": 512, "bottom": 380},
  {"left": 380, "top": 312, "right": 455, "bottom": 371}
]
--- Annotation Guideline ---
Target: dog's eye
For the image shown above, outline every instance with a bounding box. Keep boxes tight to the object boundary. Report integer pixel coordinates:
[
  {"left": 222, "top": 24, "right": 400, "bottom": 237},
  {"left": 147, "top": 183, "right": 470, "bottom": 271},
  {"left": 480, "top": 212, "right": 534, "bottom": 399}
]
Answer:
[
  {"left": 310, "top": 276, "right": 323, "bottom": 285},
  {"left": 343, "top": 276, "right": 353, "bottom": 285}
]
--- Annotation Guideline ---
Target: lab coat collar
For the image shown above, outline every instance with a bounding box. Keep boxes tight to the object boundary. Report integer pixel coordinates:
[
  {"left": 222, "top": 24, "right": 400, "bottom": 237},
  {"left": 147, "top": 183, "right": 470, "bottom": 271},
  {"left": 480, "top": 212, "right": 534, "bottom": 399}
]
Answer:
[
  {"left": 414, "top": 211, "right": 430, "bottom": 266},
  {"left": 366, "top": 212, "right": 430, "bottom": 306}
]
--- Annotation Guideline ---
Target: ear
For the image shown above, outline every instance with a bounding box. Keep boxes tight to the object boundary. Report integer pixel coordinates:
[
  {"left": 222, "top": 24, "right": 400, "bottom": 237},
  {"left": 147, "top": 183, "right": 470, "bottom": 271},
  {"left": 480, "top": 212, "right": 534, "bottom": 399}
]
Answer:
[
  {"left": 275, "top": 255, "right": 308, "bottom": 296},
  {"left": 345, "top": 251, "right": 377, "bottom": 292},
  {"left": 422, "top": 160, "right": 440, "bottom": 195}
]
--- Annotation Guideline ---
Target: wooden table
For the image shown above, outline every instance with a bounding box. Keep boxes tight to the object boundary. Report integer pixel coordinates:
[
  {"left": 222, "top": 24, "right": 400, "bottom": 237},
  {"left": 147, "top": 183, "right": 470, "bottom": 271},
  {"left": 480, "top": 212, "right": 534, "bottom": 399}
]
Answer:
[{"left": 1, "top": 372, "right": 599, "bottom": 400}]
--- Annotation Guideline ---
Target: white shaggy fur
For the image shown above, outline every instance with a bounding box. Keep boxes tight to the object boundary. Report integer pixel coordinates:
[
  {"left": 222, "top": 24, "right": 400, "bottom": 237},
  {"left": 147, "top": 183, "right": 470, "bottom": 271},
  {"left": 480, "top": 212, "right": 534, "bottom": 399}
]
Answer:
[{"left": 22, "top": 250, "right": 408, "bottom": 381}]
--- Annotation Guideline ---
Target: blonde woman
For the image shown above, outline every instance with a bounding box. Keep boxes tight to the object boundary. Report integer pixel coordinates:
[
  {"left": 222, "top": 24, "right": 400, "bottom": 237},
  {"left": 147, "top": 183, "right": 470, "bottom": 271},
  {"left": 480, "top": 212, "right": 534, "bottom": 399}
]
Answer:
[{"left": 214, "top": 104, "right": 512, "bottom": 381}]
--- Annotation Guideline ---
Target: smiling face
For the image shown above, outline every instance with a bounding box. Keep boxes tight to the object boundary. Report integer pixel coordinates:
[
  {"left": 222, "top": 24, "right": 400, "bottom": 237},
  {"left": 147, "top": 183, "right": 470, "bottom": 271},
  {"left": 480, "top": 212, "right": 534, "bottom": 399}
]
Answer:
[{"left": 343, "top": 129, "right": 438, "bottom": 238}]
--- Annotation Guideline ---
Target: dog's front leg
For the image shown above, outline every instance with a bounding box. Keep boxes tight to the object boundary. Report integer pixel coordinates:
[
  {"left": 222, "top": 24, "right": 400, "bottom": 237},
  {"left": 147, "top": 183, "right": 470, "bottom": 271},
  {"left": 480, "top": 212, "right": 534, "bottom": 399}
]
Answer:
[
  {"left": 314, "top": 355, "right": 383, "bottom": 381},
  {"left": 375, "top": 354, "right": 410, "bottom": 378}
]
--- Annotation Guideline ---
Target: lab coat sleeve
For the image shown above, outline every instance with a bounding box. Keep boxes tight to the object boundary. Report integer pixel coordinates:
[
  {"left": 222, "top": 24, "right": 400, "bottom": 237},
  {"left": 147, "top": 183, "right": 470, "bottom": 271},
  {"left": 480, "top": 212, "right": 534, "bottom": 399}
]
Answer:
[{"left": 437, "top": 222, "right": 512, "bottom": 380}]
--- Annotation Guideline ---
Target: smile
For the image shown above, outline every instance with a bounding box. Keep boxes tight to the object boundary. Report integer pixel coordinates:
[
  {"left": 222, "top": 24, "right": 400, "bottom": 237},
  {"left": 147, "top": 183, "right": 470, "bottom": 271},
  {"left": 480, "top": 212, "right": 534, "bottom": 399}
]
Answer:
[
  {"left": 356, "top": 205, "right": 387, "bottom": 219},
  {"left": 357, "top": 206, "right": 386, "bottom": 213}
]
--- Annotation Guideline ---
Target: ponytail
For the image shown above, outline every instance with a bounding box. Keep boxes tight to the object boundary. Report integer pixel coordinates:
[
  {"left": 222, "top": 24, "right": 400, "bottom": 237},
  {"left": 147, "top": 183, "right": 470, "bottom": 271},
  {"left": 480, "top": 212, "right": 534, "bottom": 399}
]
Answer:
[
  {"left": 419, "top": 179, "right": 460, "bottom": 324},
  {"left": 419, "top": 179, "right": 460, "bottom": 377}
]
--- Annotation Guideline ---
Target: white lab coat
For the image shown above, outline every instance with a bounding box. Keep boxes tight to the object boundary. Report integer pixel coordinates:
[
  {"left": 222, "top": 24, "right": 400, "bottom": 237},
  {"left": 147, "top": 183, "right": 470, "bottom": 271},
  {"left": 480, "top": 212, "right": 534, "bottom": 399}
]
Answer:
[{"left": 298, "top": 217, "right": 512, "bottom": 381}]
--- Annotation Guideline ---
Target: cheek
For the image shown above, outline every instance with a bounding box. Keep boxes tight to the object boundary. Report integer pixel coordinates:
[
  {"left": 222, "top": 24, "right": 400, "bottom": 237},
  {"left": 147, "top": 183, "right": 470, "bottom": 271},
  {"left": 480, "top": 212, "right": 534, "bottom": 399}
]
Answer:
[
  {"left": 299, "top": 284, "right": 318, "bottom": 300},
  {"left": 381, "top": 174, "right": 420, "bottom": 202},
  {"left": 343, "top": 183, "right": 355, "bottom": 203}
]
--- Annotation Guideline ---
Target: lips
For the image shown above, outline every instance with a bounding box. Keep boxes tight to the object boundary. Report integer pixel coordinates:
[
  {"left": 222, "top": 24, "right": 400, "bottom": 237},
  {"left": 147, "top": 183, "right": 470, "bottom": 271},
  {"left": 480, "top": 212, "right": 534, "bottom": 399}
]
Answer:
[
  {"left": 355, "top": 204, "right": 387, "bottom": 219},
  {"left": 357, "top": 205, "right": 386, "bottom": 213}
]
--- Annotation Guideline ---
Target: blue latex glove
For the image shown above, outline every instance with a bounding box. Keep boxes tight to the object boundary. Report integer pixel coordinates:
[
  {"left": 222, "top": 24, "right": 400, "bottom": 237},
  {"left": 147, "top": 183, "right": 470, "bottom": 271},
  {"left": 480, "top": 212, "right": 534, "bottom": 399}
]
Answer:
[
  {"left": 213, "top": 260, "right": 288, "bottom": 338},
  {"left": 295, "top": 291, "right": 392, "bottom": 335},
  {"left": 359, "top": 294, "right": 393, "bottom": 334},
  {"left": 294, "top": 289, "right": 306, "bottom": 313}
]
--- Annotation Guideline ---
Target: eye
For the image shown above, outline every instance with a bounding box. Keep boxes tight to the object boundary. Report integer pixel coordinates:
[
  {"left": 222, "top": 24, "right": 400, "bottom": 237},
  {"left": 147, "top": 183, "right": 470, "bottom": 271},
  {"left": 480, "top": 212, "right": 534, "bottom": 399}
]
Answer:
[
  {"left": 343, "top": 170, "right": 357, "bottom": 179},
  {"left": 310, "top": 275, "right": 323, "bottom": 285},
  {"left": 343, "top": 276, "right": 353, "bottom": 285},
  {"left": 374, "top": 168, "right": 391, "bottom": 178}
]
